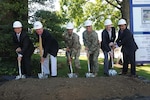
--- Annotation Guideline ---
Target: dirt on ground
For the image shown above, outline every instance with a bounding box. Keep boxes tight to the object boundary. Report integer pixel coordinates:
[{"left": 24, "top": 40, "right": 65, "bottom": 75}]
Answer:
[{"left": 0, "top": 75, "right": 150, "bottom": 100}]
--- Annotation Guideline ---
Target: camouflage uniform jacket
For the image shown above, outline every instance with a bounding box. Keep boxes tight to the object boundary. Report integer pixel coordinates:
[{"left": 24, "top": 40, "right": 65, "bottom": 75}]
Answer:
[
  {"left": 83, "top": 30, "right": 100, "bottom": 54},
  {"left": 63, "top": 32, "right": 81, "bottom": 51}
]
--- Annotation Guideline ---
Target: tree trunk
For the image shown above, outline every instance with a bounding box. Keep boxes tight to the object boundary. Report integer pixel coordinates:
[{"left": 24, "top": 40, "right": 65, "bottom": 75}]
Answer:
[{"left": 120, "top": 0, "right": 130, "bottom": 26}]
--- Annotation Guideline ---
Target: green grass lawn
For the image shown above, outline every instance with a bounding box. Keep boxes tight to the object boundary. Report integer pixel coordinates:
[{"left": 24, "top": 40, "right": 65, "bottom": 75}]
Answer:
[
  {"left": 136, "top": 65, "right": 150, "bottom": 80},
  {"left": 57, "top": 56, "right": 104, "bottom": 77},
  {"left": 57, "top": 56, "right": 150, "bottom": 80},
  {"left": 0, "top": 55, "right": 149, "bottom": 80}
]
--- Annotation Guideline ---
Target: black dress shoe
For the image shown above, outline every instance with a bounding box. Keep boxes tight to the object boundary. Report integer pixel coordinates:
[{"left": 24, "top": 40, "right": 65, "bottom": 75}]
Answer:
[
  {"left": 129, "top": 74, "right": 138, "bottom": 78},
  {"left": 118, "top": 72, "right": 127, "bottom": 75},
  {"left": 51, "top": 76, "right": 57, "bottom": 78},
  {"left": 104, "top": 73, "right": 109, "bottom": 76}
]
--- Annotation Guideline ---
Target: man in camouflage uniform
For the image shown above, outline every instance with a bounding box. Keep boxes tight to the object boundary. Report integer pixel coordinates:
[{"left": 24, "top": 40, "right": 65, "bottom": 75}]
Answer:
[
  {"left": 83, "top": 20, "right": 100, "bottom": 76},
  {"left": 62, "top": 22, "right": 81, "bottom": 73}
]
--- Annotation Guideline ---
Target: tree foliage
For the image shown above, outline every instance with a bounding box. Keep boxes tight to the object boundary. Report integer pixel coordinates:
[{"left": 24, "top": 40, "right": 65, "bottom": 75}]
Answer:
[
  {"left": 0, "top": 0, "right": 66, "bottom": 59},
  {"left": 34, "top": 10, "right": 66, "bottom": 48},
  {"left": 28, "top": 0, "right": 56, "bottom": 22},
  {"left": 0, "top": 0, "right": 28, "bottom": 58},
  {"left": 105, "top": 0, "right": 130, "bottom": 25},
  {"left": 29, "top": 0, "right": 48, "bottom": 5},
  {"left": 60, "top": 0, "right": 130, "bottom": 30}
]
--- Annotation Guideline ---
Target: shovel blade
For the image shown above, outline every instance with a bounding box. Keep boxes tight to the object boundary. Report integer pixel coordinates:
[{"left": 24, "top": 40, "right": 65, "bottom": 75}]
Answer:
[
  {"left": 85, "top": 73, "right": 95, "bottom": 78},
  {"left": 68, "top": 73, "right": 78, "bottom": 78},
  {"left": 108, "top": 69, "right": 117, "bottom": 76},
  {"left": 15, "top": 75, "right": 26, "bottom": 80},
  {"left": 15, "top": 75, "right": 22, "bottom": 80},
  {"left": 38, "top": 73, "right": 48, "bottom": 79}
]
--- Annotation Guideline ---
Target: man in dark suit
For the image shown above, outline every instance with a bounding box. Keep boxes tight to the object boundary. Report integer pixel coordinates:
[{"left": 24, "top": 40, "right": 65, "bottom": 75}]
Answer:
[
  {"left": 33, "top": 21, "right": 59, "bottom": 78},
  {"left": 12, "top": 21, "right": 34, "bottom": 79},
  {"left": 116, "top": 19, "right": 138, "bottom": 77},
  {"left": 101, "top": 19, "right": 116, "bottom": 76}
]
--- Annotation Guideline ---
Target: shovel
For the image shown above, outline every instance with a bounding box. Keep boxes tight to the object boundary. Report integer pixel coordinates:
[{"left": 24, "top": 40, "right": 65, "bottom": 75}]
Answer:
[
  {"left": 67, "top": 52, "right": 78, "bottom": 78},
  {"left": 15, "top": 51, "right": 26, "bottom": 80},
  {"left": 15, "top": 59, "right": 23, "bottom": 80},
  {"left": 108, "top": 49, "right": 117, "bottom": 76},
  {"left": 85, "top": 51, "right": 95, "bottom": 78},
  {"left": 38, "top": 61, "right": 48, "bottom": 79}
]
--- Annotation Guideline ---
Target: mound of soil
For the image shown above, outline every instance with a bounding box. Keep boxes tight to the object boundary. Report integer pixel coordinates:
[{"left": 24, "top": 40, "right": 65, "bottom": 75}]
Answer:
[{"left": 0, "top": 76, "right": 150, "bottom": 100}]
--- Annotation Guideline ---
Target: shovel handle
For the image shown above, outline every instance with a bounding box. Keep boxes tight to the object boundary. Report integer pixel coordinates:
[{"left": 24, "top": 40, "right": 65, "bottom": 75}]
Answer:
[
  {"left": 110, "top": 49, "right": 114, "bottom": 68},
  {"left": 86, "top": 51, "right": 91, "bottom": 73},
  {"left": 18, "top": 59, "right": 22, "bottom": 76},
  {"left": 109, "top": 43, "right": 115, "bottom": 69},
  {"left": 67, "top": 52, "right": 73, "bottom": 73},
  {"left": 41, "top": 62, "right": 44, "bottom": 74}
]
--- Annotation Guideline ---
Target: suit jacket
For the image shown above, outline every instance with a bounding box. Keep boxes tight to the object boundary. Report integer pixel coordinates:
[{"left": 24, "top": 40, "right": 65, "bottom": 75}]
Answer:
[
  {"left": 101, "top": 27, "right": 116, "bottom": 52},
  {"left": 12, "top": 31, "right": 34, "bottom": 56},
  {"left": 116, "top": 28, "right": 138, "bottom": 54},
  {"left": 37, "top": 29, "right": 59, "bottom": 57}
]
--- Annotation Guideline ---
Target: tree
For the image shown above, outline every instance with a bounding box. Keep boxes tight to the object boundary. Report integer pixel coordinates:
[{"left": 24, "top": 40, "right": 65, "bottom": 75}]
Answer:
[
  {"left": 0, "top": 0, "right": 28, "bottom": 31},
  {"left": 28, "top": 0, "right": 56, "bottom": 24},
  {"left": 0, "top": 0, "right": 28, "bottom": 59},
  {"left": 28, "top": 0, "right": 67, "bottom": 48},
  {"left": 60, "top": 0, "right": 130, "bottom": 30},
  {"left": 105, "top": 0, "right": 130, "bottom": 25},
  {"left": 34, "top": 10, "right": 66, "bottom": 48}
]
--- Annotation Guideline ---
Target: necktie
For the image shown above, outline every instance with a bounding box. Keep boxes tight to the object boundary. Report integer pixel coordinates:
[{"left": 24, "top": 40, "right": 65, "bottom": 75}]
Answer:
[
  {"left": 39, "top": 35, "right": 43, "bottom": 57},
  {"left": 107, "top": 30, "right": 111, "bottom": 40},
  {"left": 109, "top": 31, "right": 111, "bottom": 40},
  {"left": 17, "top": 34, "right": 20, "bottom": 42}
]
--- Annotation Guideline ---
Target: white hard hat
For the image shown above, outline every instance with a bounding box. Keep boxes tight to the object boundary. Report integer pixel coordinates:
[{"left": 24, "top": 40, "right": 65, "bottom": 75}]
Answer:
[
  {"left": 108, "top": 69, "right": 117, "bottom": 76},
  {"left": 104, "top": 19, "right": 112, "bottom": 26},
  {"left": 84, "top": 20, "right": 92, "bottom": 26},
  {"left": 118, "top": 19, "right": 127, "bottom": 25},
  {"left": 13, "top": 21, "right": 22, "bottom": 28},
  {"left": 66, "top": 22, "right": 74, "bottom": 29},
  {"left": 33, "top": 21, "right": 43, "bottom": 29}
]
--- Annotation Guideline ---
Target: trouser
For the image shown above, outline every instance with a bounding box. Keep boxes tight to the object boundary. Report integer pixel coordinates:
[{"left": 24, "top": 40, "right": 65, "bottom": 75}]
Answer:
[
  {"left": 21, "top": 55, "right": 32, "bottom": 76},
  {"left": 89, "top": 50, "right": 99, "bottom": 73},
  {"left": 103, "top": 51, "right": 112, "bottom": 74},
  {"left": 66, "top": 49, "right": 80, "bottom": 73},
  {"left": 122, "top": 51, "right": 136, "bottom": 75},
  {"left": 42, "top": 54, "right": 57, "bottom": 76}
]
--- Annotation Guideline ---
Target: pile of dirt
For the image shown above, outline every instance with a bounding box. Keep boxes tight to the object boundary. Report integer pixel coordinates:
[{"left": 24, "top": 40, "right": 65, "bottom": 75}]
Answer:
[{"left": 0, "top": 76, "right": 150, "bottom": 100}]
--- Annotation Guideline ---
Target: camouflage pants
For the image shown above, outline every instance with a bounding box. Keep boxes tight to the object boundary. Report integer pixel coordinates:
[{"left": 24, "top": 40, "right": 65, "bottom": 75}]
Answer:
[{"left": 89, "top": 50, "right": 99, "bottom": 73}]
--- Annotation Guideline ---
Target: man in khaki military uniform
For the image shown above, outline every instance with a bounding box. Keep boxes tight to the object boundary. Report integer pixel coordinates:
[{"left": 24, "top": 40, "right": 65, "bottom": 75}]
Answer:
[
  {"left": 62, "top": 22, "right": 81, "bottom": 73},
  {"left": 83, "top": 20, "right": 100, "bottom": 76}
]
